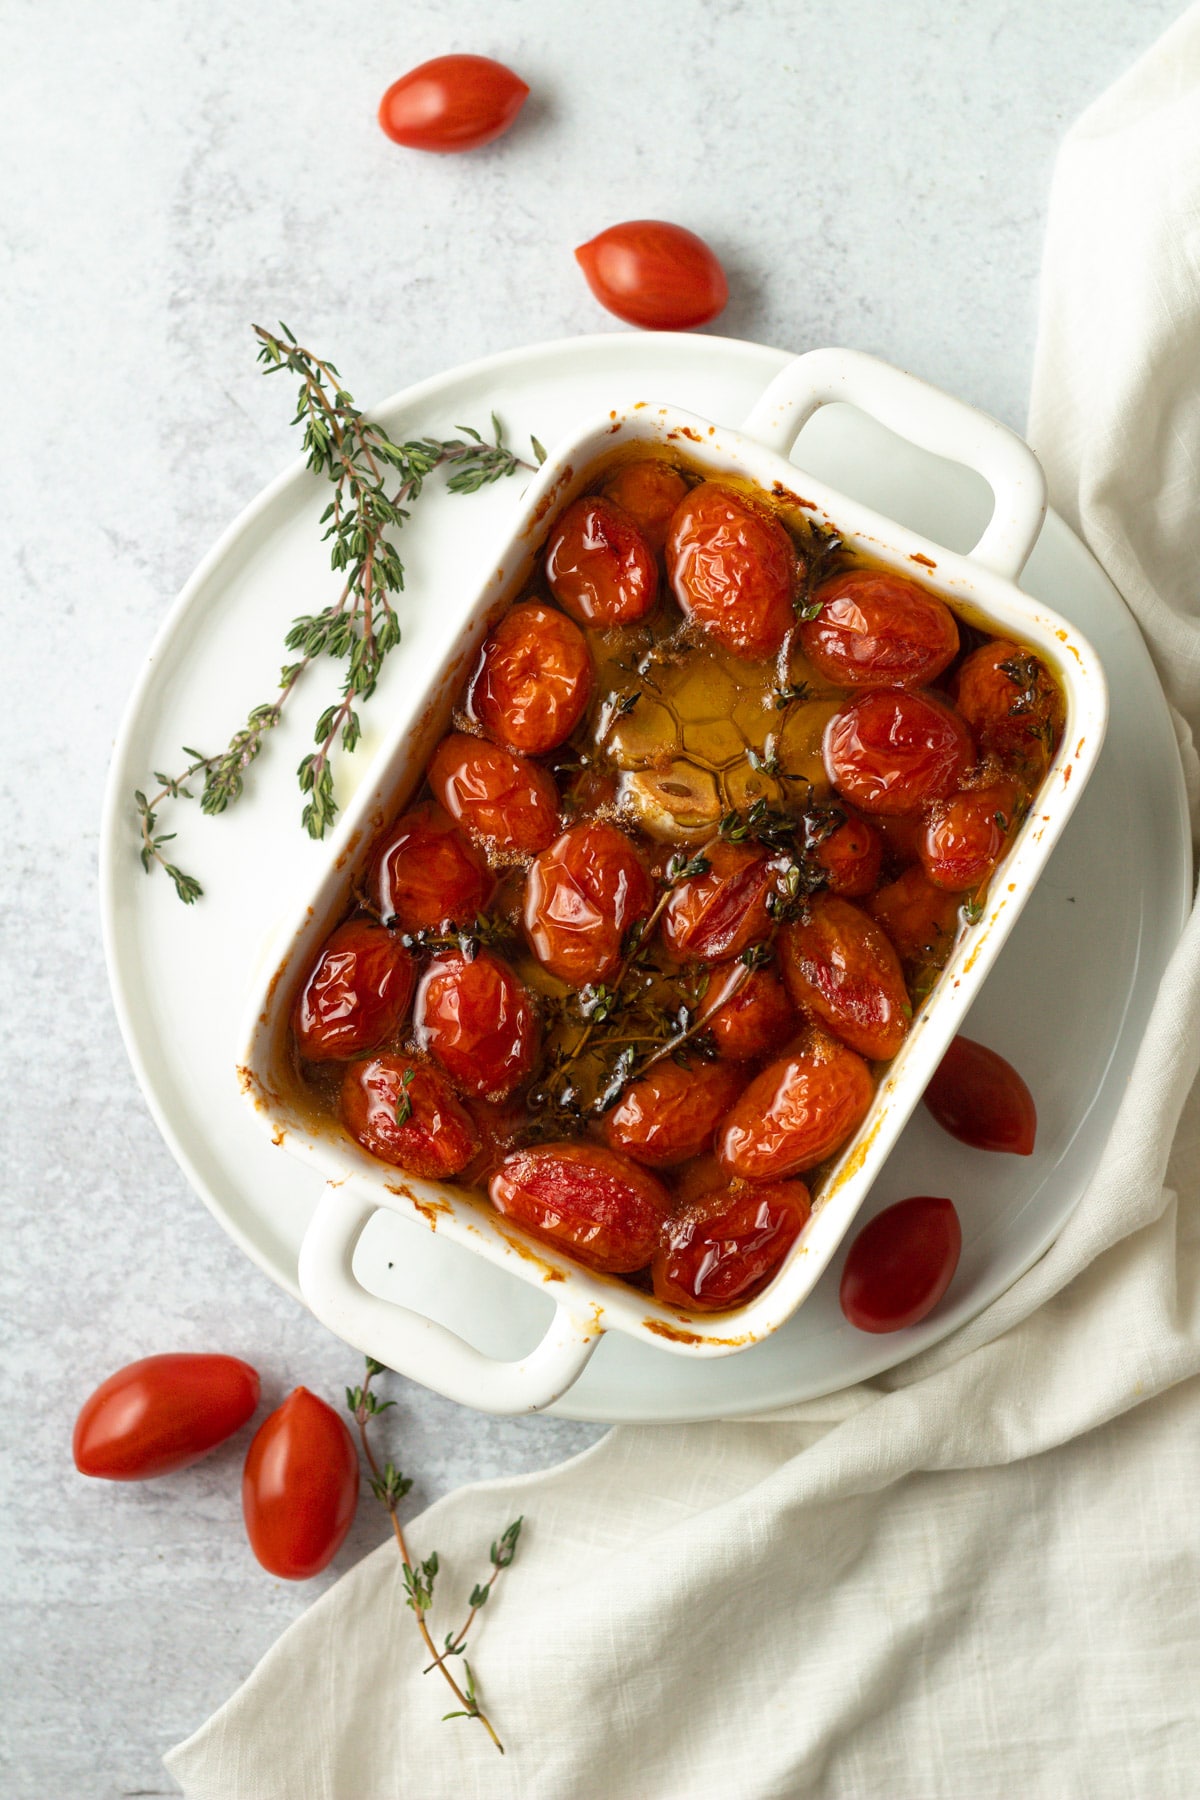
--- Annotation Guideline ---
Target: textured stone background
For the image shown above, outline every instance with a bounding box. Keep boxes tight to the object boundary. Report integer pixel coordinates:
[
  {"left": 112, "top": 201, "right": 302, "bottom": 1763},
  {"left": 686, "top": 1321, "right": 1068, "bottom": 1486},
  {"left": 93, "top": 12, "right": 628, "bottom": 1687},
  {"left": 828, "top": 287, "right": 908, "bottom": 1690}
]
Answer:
[{"left": 0, "top": 1, "right": 1183, "bottom": 1793}]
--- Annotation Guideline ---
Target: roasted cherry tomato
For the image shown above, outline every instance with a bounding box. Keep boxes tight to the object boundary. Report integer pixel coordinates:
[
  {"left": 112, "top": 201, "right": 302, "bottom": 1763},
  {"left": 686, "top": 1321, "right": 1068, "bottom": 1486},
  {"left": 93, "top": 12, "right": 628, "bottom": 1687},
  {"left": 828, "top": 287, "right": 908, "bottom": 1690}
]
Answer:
[
  {"left": 653, "top": 1181, "right": 810, "bottom": 1311},
  {"left": 523, "top": 820, "right": 654, "bottom": 986},
  {"left": 574, "top": 220, "right": 728, "bottom": 331},
  {"left": 811, "top": 808, "right": 883, "bottom": 897},
  {"left": 919, "top": 780, "right": 1017, "bottom": 892},
  {"left": 780, "top": 894, "right": 910, "bottom": 1062},
  {"left": 800, "top": 569, "right": 959, "bottom": 688},
  {"left": 370, "top": 802, "right": 493, "bottom": 932},
  {"left": 868, "top": 866, "right": 962, "bottom": 971},
  {"left": 602, "top": 460, "right": 690, "bottom": 554},
  {"left": 73, "top": 1354, "right": 260, "bottom": 1481},
  {"left": 339, "top": 1056, "right": 479, "bottom": 1179},
  {"left": 603, "top": 1059, "right": 746, "bottom": 1168},
  {"left": 242, "top": 1388, "right": 359, "bottom": 1580},
  {"left": 489, "top": 1143, "right": 670, "bottom": 1273},
  {"left": 666, "top": 483, "right": 797, "bottom": 661},
  {"left": 378, "top": 55, "right": 528, "bottom": 153},
  {"left": 662, "top": 840, "right": 777, "bottom": 962},
  {"left": 428, "top": 733, "right": 560, "bottom": 854},
  {"left": 839, "top": 1195, "right": 962, "bottom": 1332},
  {"left": 544, "top": 496, "right": 658, "bottom": 628},
  {"left": 923, "top": 1035, "right": 1036, "bottom": 1154},
  {"left": 706, "top": 965, "right": 795, "bottom": 1061},
  {"left": 415, "top": 949, "right": 538, "bottom": 1101},
  {"left": 954, "top": 640, "right": 1064, "bottom": 774},
  {"left": 717, "top": 1037, "right": 874, "bottom": 1181},
  {"left": 292, "top": 919, "right": 415, "bottom": 1062},
  {"left": 824, "top": 688, "right": 974, "bottom": 815},
  {"left": 469, "top": 601, "right": 593, "bottom": 756}
]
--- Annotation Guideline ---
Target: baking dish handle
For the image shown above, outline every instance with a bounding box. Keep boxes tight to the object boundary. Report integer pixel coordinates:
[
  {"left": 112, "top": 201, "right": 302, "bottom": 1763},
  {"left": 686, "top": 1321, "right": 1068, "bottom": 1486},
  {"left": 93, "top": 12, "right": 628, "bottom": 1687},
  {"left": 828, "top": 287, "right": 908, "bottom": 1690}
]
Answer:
[
  {"left": 742, "top": 347, "right": 1047, "bottom": 580},
  {"left": 297, "top": 1184, "right": 601, "bottom": 1414}
]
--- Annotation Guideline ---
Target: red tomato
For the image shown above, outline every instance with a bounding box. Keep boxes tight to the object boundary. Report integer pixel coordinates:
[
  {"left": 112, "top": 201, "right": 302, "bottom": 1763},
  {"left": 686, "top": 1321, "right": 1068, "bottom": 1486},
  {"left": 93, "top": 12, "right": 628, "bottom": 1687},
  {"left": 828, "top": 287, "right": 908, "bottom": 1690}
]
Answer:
[
  {"left": 868, "top": 866, "right": 962, "bottom": 970},
  {"left": 339, "top": 1056, "right": 480, "bottom": 1179},
  {"left": 523, "top": 820, "right": 654, "bottom": 986},
  {"left": 469, "top": 602, "right": 593, "bottom": 756},
  {"left": 812, "top": 809, "right": 883, "bottom": 898},
  {"left": 603, "top": 1059, "right": 746, "bottom": 1168},
  {"left": 415, "top": 949, "right": 539, "bottom": 1101},
  {"left": 666, "top": 483, "right": 797, "bottom": 661},
  {"left": 800, "top": 569, "right": 959, "bottom": 688},
  {"left": 824, "top": 688, "right": 974, "bottom": 815},
  {"left": 923, "top": 1035, "right": 1036, "bottom": 1154},
  {"left": 378, "top": 55, "right": 528, "bottom": 153},
  {"left": 717, "top": 1037, "right": 874, "bottom": 1181},
  {"left": 242, "top": 1388, "right": 359, "bottom": 1580},
  {"left": 706, "top": 965, "right": 795, "bottom": 1061},
  {"left": 602, "top": 460, "right": 691, "bottom": 554},
  {"left": 653, "top": 1181, "right": 810, "bottom": 1311},
  {"left": 73, "top": 1354, "right": 260, "bottom": 1481},
  {"left": 428, "top": 733, "right": 560, "bottom": 854},
  {"left": 370, "top": 803, "right": 493, "bottom": 933},
  {"left": 662, "top": 841, "right": 777, "bottom": 962},
  {"left": 489, "top": 1143, "right": 670, "bottom": 1273},
  {"left": 953, "top": 640, "right": 1064, "bottom": 773},
  {"left": 780, "top": 894, "right": 910, "bottom": 1062},
  {"left": 293, "top": 919, "right": 415, "bottom": 1062},
  {"left": 544, "top": 496, "right": 658, "bottom": 628},
  {"left": 839, "top": 1195, "right": 962, "bottom": 1332},
  {"left": 574, "top": 220, "right": 728, "bottom": 330},
  {"left": 919, "top": 780, "right": 1017, "bottom": 892}
]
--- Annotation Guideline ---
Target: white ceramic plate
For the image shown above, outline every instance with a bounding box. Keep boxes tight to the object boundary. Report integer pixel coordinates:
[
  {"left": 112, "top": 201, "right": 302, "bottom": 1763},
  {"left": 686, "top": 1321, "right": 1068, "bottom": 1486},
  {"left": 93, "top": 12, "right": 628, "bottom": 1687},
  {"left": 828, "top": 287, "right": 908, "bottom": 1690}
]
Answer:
[{"left": 101, "top": 332, "right": 1191, "bottom": 1423}]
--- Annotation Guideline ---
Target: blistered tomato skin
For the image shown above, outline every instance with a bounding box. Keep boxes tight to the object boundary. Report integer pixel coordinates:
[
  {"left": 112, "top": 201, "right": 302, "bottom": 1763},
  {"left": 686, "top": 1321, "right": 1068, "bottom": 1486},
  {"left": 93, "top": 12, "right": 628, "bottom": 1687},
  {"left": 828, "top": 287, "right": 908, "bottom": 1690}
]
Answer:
[
  {"left": 800, "top": 570, "right": 959, "bottom": 689},
  {"left": 428, "top": 733, "right": 560, "bottom": 855},
  {"left": 602, "top": 461, "right": 690, "bottom": 554},
  {"left": 73, "top": 1354, "right": 260, "bottom": 1481},
  {"left": 370, "top": 803, "right": 493, "bottom": 933},
  {"left": 717, "top": 1038, "right": 875, "bottom": 1181},
  {"left": 824, "top": 688, "right": 974, "bottom": 816},
  {"left": 666, "top": 483, "right": 797, "bottom": 661},
  {"left": 780, "top": 894, "right": 911, "bottom": 1062},
  {"left": 545, "top": 496, "right": 658, "bottom": 628},
  {"left": 489, "top": 1143, "right": 670, "bottom": 1273},
  {"left": 924, "top": 1036, "right": 1036, "bottom": 1154},
  {"left": 339, "top": 1056, "right": 479, "bottom": 1179},
  {"left": 575, "top": 221, "right": 728, "bottom": 331},
  {"left": 292, "top": 919, "right": 415, "bottom": 1062},
  {"left": 523, "top": 820, "right": 654, "bottom": 987},
  {"left": 242, "top": 1388, "right": 359, "bottom": 1580},
  {"left": 706, "top": 966, "right": 795, "bottom": 1061},
  {"left": 954, "top": 640, "right": 1064, "bottom": 772},
  {"left": 470, "top": 602, "right": 593, "bottom": 756},
  {"left": 813, "top": 810, "right": 884, "bottom": 897},
  {"left": 919, "top": 781, "right": 1017, "bottom": 892},
  {"left": 839, "top": 1195, "right": 962, "bottom": 1333},
  {"left": 662, "top": 841, "right": 777, "bottom": 962},
  {"left": 868, "top": 866, "right": 962, "bottom": 970},
  {"left": 378, "top": 55, "right": 528, "bottom": 153},
  {"left": 415, "top": 950, "right": 539, "bottom": 1101},
  {"left": 603, "top": 1059, "right": 746, "bottom": 1168},
  {"left": 653, "top": 1181, "right": 810, "bottom": 1311}
]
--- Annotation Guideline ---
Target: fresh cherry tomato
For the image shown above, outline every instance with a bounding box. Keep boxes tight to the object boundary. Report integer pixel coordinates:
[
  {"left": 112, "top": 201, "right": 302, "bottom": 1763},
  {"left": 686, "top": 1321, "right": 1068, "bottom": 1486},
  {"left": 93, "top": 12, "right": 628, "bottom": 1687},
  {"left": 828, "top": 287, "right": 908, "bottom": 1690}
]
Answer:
[
  {"left": 469, "top": 601, "right": 593, "bottom": 756},
  {"left": 428, "top": 733, "right": 560, "bottom": 854},
  {"left": 489, "top": 1143, "right": 670, "bottom": 1273},
  {"left": 523, "top": 819, "right": 654, "bottom": 986},
  {"left": 370, "top": 802, "right": 493, "bottom": 933},
  {"left": 812, "top": 808, "right": 883, "bottom": 897},
  {"left": 780, "top": 894, "right": 910, "bottom": 1062},
  {"left": 73, "top": 1354, "right": 260, "bottom": 1481},
  {"left": 953, "top": 640, "right": 1064, "bottom": 774},
  {"left": 824, "top": 688, "right": 974, "bottom": 815},
  {"left": 868, "top": 866, "right": 962, "bottom": 970},
  {"left": 661, "top": 841, "right": 777, "bottom": 962},
  {"left": 415, "top": 950, "right": 538, "bottom": 1101},
  {"left": 839, "top": 1195, "right": 962, "bottom": 1332},
  {"left": 717, "top": 1037, "right": 874, "bottom": 1181},
  {"left": 242, "top": 1388, "right": 359, "bottom": 1580},
  {"left": 706, "top": 965, "right": 795, "bottom": 1061},
  {"left": 574, "top": 220, "right": 728, "bottom": 331},
  {"left": 919, "top": 780, "right": 1018, "bottom": 892},
  {"left": 653, "top": 1181, "right": 810, "bottom": 1311},
  {"left": 339, "top": 1056, "right": 479, "bottom": 1179},
  {"left": 544, "top": 496, "right": 658, "bottom": 628},
  {"left": 666, "top": 483, "right": 797, "bottom": 661},
  {"left": 378, "top": 55, "right": 528, "bottom": 153},
  {"left": 292, "top": 919, "right": 415, "bottom": 1062},
  {"left": 602, "top": 460, "right": 690, "bottom": 554},
  {"left": 603, "top": 1058, "right": 746, "bottom": 1168},
  {"left": 923, "top": 1035, "right": 1036, "bottom": 1154},
  {"left": 800, "top": 569, "right": 959, "bottom": 688}
]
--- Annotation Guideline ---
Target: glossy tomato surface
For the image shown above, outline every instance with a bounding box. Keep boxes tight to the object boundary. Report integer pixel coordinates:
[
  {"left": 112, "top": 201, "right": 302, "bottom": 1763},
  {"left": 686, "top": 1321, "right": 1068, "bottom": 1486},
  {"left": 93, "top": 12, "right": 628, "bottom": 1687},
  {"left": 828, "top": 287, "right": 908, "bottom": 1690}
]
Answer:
[
  {"left": 780, "top": 894, "right": 910, "bottom": 1062},
  {"left": 706, "top": 966, "right": 795, "bottom": 1061},
  {"left": 428, "top": 733, "right": 560, "bottom": 854},
  {"left": 575, "top": 220, "right": 728, "bottom": 330},
  {"left": 824, "top": 688, "right": 974, "bottom": 815},
  {"left": 839, "top": 1195, "right": 962, "bottom": 1332},
  {"left": 800, "top": 569, "right": 959, "bottom": 688},
  {"left": 73, "top": 1354, "right": 260, "bottom": 1481},
  {"left": 523, "top": 819, "right": 654, "bottom": 986},
  {"left": 868, "top": 866, "right": 962, "bottom": 971},
  {"left": 666, "top": 483, "right": 796, "bottom": 661},
  {"left": 292, "top": 919, "right": 415, "bottom": 1062},
  {"left": 370, "top": 803, "right": 493, "bottom": 933},
  {"left": 378, "top": 55, "right": 528, "bottom": 152},
  {"left": 919, "top": 780, "right": 1017, "bottom": 892},
  {"left": 923, "top": 1035, "right": 1036, "bottom": 1154},
  {"left": 653, "top": 1181, "right": 810, "bottom": 1311},
  {"left": 662, "top": 840, "right": 777, "bottom": 962},
  {"left": 545, "top": 495, "right": 658, "bottom": 628},
  {"left": 490, "top": 1143, "right": 670, "bottom": 1273},
  {"left": 339, "top": 1056, "right": 479, "bottom": 1179},
  {"left": 717, "top": 1038, "right": 874, "bottom": 1181},
  {"left": 415, "top": 949, "right": 538, "bottom": 1101},
  {"left": 954, "top": 640, "right": 1064, "bottom": 774},
  {"left": 470, "top": 601, "right": 592, "bottom": 756},
  {"left": 602, "top": 460, "right": 690, "bottom": 554},
  {"left": 242, "top": 1388, "right": 359, "bottom": 1579},
  {"left": 812, "top": 809, "right": 883, "bottom": 897},
  {"left": 603, "top": 1058, "right": 746, "bottom": 1168}
]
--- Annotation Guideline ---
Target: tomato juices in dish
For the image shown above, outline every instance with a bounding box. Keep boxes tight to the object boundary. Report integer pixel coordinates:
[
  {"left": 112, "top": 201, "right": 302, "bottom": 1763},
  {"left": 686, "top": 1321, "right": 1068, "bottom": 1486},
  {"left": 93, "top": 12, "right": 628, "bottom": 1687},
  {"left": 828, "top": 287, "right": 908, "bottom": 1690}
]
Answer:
[{"left": 286, "top": 451, "right": 1065, "bottom": 1316}]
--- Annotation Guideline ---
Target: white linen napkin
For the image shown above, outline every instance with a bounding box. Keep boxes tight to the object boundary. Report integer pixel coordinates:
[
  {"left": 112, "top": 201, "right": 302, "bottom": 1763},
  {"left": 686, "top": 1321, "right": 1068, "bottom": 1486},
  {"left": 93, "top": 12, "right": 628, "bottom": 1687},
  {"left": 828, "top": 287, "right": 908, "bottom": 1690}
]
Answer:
[{"left": 167, "top": 10, "right": 1200, "bottom": 1795}]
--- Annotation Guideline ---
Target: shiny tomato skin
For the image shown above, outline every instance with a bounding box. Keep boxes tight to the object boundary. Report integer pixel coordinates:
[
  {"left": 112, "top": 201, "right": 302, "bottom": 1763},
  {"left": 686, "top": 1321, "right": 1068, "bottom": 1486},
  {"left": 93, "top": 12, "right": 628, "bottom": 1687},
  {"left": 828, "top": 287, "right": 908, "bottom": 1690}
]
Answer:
[
  {"left": 923, "top": 1035, "right": 1036, "bottom": 1154},
  {"left": 489, "top": 1143, "right": 670, "bottom": 1273},
  {"left": 868, "top": 866, "right": 962, "bottom": 970},
  {"left": 545, "top": 496, "right": 658, "bottom": 628},
  {"left": 293, "top": 919, "right": 415, "bottom": 1062},
  {"left": 242, "top": 1388, "right": 359, "bottom": 1580},
  {"left": 602, "top": 460, "right": 690, "bottom": 554},
  {"left": 415, "top": 950, "right": 539, "bottom": 1101},
  {"left": 603, "top": 1059, "right": 746, "bottom": 1168},
  {"left": 813, "top": 809, "right": 884, "bottom": 898},
  {"left": 919, "top": 780, "right": 1017, "bottom": 892},
  {"left": 653, "top": 1180, "right": 810, "bottom": 1311},
  {"left": 339, "top": 1056, "right": 480, "bottom": 1179},
  {"left": 824, "top": 688, "right": 974, "bottom": 816},
  {"left": 717, "top": 1038, "right": 875, "bottom": 1180},
  {"left": 378, "top": 55, "right": 528, "bottom": 153},
  {"left": 523, "top": 820, "right": 654, "bottom": 986},
  {"left": 666, "top": 483, "right": 797, "bottom": 661},
  {"left": 574, "top": 220, "right": 728, "bottom": 330},
  {"left": 800, "top": 569, "right": 959, "bottom": 688},
  {"left": 370, "top": 803, "right": 493, "bottom": 933},
  {"left": 428, "top": 733, "right": 560, "bottom": 855},
  {"left": 706, "top": 966, "right": 795, "bottom": 1061},
  {"left": 73, "top": 1354, "right": 260, "bottom": 1481},
  {"left": 953, "top": 640, "right": 1064, "bottom": 773},
  {"left": 839, "top": 1195, "right": 962, "bottom": 1333},
  {"left": 780, "top": 894, "right": 911, "bottom": 1062},
  {"left": 470, "top": 602, "right": 593, "bottom": 756},
  {"left": 662, "top": 840, "right": 777, "bottom": 962}
]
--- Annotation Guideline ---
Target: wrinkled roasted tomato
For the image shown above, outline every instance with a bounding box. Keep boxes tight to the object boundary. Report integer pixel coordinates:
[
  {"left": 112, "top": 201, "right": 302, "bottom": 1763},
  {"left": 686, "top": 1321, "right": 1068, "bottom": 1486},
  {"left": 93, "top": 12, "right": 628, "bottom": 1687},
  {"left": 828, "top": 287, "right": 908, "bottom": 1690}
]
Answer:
[
  {"left": 603, "top": 1059, "right": 745, "bottom": 1167},
  {"left": 780, "top": 894, "right": 910, "bottom": 1062},
  {"left": 603, "top": 460, "right": 690, "bottom": 554},
  {"left": 370, "top": 803, "right": 493, "bottom": 932},
  {"left": 706, "top": 966, "right": 794, "bottom": 1061},
  {"left": 523, "top": 820, "right": 653, "bottom": 987},
  {"left": 825, "top": 689, "right": 974, "bottom": 815},
  {"left": 490, "top": 1144, "right": 670, "bottom": 1273},
  {"left": 653, "top": 1181, "right": 811, "bottom": 1311},
  {"left": 339, "top": 1056, "right": 479, "bottom": 1179},
  {"left": 666, "top": 483, "right": 797, "bottom": 660},
  {"left": 801, "top": 569, "right": 959, "bottom": 688},
  {"left": 662, "top": 841, "right": 778, "bottom": 961},
  {"left": 717, "top": 1037, "right": 875, "bottom": 1181},
  {"left": 919, "top": 780, "right": 1017, "bottom": 892},
  {"left": 954, "top": 640, "right": 1064, "bottom": 776},
  {"left": 428, "top": 733, "right": 560, "bottom": 853},
  {"left": 415, "top": 950, "right": 538, "bottom": 1101},
  {"left": 470, "top": 601, "right": 593, "bottom": 755},
  {"left": 545, "top": 496, "right": 658, "bottom": 627},
  {"left": 293, "top": 919, "right": 415, "bottom": 1062}
]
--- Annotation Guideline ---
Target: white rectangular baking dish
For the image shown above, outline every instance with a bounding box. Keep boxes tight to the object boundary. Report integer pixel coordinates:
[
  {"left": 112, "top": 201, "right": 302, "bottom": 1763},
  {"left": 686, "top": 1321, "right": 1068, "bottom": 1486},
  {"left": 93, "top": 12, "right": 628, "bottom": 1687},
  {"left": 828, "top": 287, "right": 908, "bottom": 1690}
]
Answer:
[{"left": 237, "top": 346, "right": 1107, "bottom": 1414}]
